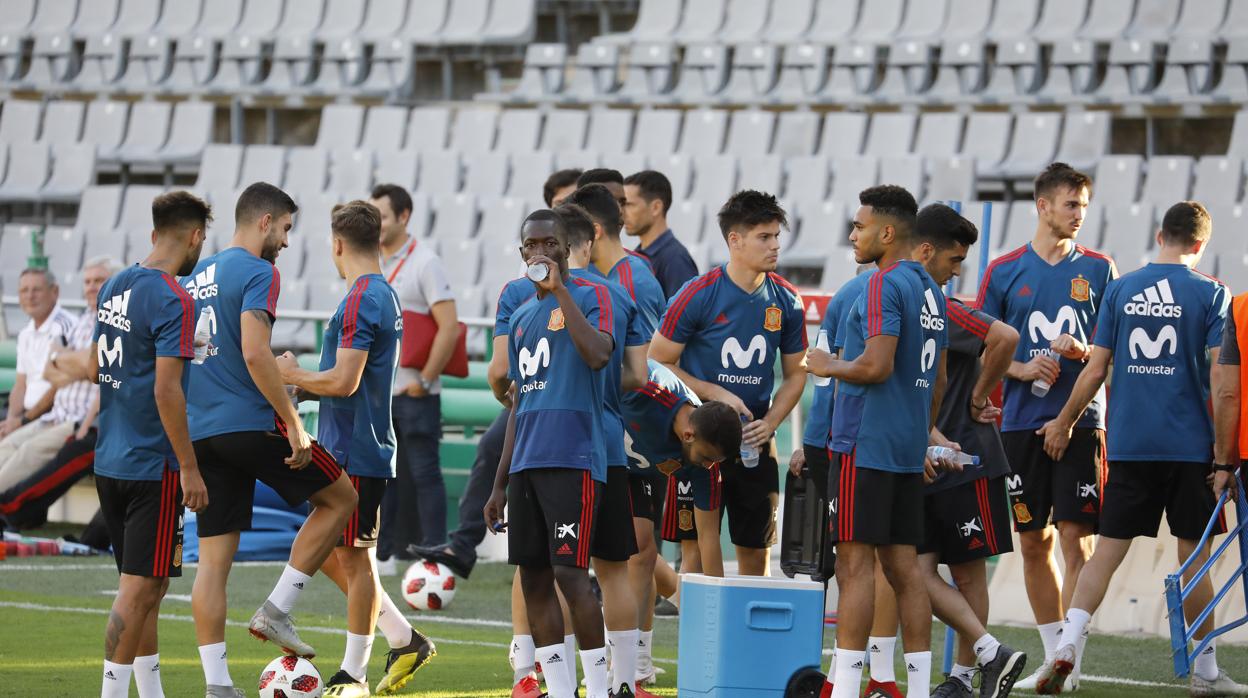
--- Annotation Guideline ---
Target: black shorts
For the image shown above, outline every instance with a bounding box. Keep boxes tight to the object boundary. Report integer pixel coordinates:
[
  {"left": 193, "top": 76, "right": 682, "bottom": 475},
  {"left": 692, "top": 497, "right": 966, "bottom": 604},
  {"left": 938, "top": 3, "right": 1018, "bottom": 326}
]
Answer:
[
  {"left": 720, "top": 444, "right": 780, "bottom": 549},
  {"left": 508, "top": 468, "right": 601, "bottom": 568},
  {"left": 193, "top": 419, "right": 343, "bottom": 537},
  {"left": 1002, "top": 428, "right": 1106, "bottom": 532},
  {"left": 660, "top": 463, "right": 721, "bottom": 542},
  {"left": 1099, "top": 461, "right": 1228, "bottom": 540},
  {"left": 629, "top": 470, "right": 661, "bottom": 524},
  {"left": 920, "top": 476, "right": 1014, "bottom": 565},
  {"left": 591, "top": 468, "right": 639, "bottom": 562},
  {"left": 828, "top": 450, "right": 924, "bottom": 547},
  {"left": 340, "top": 476, "right": 387, "bottom": 548},
  {"left": 96, "top": 467, "right": 184, "bottom": 578}
]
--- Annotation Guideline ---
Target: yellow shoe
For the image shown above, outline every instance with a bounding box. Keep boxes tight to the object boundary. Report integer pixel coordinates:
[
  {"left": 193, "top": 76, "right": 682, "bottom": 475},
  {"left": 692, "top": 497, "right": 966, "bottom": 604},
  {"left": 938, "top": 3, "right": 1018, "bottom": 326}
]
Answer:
[{"left": 375, "top": 631, "right": 437, "bottom": 695}]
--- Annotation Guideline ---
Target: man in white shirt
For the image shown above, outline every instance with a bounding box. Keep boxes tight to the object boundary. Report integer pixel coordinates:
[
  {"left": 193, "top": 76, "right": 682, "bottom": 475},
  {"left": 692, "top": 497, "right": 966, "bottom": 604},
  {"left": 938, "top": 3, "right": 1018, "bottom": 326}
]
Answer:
[
  {"left": 0, "top": 268, "right": 82, "bottom": 491},
  {"left": 370, "top": 184, "right": 460, "bottom": 561}
]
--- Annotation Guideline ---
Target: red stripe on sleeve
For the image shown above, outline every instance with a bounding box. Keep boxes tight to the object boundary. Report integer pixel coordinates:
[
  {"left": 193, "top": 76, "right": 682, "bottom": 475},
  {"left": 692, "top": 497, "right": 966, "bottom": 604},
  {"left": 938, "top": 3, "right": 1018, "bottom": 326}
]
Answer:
[
  {"left": 267, "top": 265, "right": 281, "bottom": 316},
  {"left": 160, "top": 276, "right": 196, "bottom": 357},
  {"left": 867, "top": 271, "right": 883, "bottom": 337},
  {"left": 620, "top": 261, "right": 636, "bottom": 300},
  {"left": 659, "top": 268, "right": 720, "bottom": 338},
  {"left": 974, "top": 246, "right": 1026, "bottom": 310},
  {"left": 340, "top": 278, "right": 371, "bottom": 348},
  {"left": 949, "top": 303, "right": 990, "bottom": 339}
]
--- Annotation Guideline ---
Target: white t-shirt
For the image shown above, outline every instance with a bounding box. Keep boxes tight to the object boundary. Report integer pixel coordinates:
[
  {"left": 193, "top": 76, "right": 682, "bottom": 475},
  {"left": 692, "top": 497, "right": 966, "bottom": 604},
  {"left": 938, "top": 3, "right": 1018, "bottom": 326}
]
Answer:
[
  {"left": 16, "top": 304, "right": 78, "bottom": 419},
  {"left": 381, "top": 238, "right": 456, "bottom": 395},
  {"left": 48, "top": 310, "right": 99, "bottom": 426}
]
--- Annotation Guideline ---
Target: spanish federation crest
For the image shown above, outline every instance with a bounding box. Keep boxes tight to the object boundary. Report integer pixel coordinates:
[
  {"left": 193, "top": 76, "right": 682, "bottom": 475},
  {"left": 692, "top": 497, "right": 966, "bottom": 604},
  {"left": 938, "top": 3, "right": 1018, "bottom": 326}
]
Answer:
[
  {"left": 548, "top": 308, "right": 565, "bottom": 331},
  {"left": 764, "top": 306, "right": 783, "bottom": 332},
  {"left": 1070, "top": 277, "right": 1090, "bottom": 302}
]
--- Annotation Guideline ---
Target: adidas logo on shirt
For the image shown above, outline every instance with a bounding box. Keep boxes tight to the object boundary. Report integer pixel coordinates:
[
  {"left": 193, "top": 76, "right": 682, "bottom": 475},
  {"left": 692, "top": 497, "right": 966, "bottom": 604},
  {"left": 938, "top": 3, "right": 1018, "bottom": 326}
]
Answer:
[
  {"left": 920, "top": 289, "right": 945, "bottom": 331},
  {"left": 184, "top": 264, "right": 219, "bottom": 300},
  {"left": 97, "top": 289, "right": 132, "bottom": 332},
  {"left": 1124, "top": 278, "right": 1183, "bottom": 318}
]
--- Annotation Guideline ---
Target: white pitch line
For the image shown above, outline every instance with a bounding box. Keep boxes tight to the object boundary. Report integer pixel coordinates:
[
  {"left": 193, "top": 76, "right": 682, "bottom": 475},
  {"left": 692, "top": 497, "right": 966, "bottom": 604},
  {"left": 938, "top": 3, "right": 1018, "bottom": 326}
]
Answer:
[{"left": 1, "top": 560, "right": 287, "bottom": 572}]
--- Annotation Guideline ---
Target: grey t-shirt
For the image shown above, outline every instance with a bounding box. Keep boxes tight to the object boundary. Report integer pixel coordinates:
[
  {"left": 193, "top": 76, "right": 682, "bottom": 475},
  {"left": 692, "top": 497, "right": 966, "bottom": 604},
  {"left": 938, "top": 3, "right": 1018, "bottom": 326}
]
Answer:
[{"left": 1219, "top": 301, "right": 1239, "bottom": 365}]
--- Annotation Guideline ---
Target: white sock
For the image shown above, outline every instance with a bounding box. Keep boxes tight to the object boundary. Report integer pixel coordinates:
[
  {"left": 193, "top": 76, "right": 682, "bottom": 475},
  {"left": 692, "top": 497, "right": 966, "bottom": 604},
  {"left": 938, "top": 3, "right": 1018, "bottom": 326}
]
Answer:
[
  {"left": 511, "top": 635, "right": 536, "bottom": 685},
  {"left": 563, "top": 634, "right": 579, "bottom": 689},
  {"left": 823, "top": 646, "right": 836, "bottom": 691},
  {"left": 267, "top": 564, "right": 312, "bottom": 615},
  {"left": 637, "top": 629, "right": 653, "bottom": 676},
  {"left": 133, "top": 654, "right": 163, "bottom": 698},
  {"left": 101, "top": 661, "right": 132, "bottom": 698},
  {"left": 198, "top": 642, "right": 232, "bottom": 687},
  {"left": 1059, "top": 608, "right": 1091, "bottom": 654},
  {"left": 1038, "top": 621, "right": 1063, "bottom": 661},
  {"left": 867, "top": 635, "right": 897, "bottom": 683},
  {"left": 1073, "top": 625, "right": 1090, "bottom": 678},
  {"left": 973, "top": 633, "right": 1002, "bottom": 666},
  {"left": 904, "top": 651, "right": 932, "bottom": 698},
  {"left": 952, "top": 663, "right": 976, "bottom": 690},
  {"left": 831, "top": 649, "right": 865, "bottom": 698},
  {"left": 608, "top": 629, "right": 639, "bottom": 692},
  {"left": 536, "top": 644, "right": 575, "bottom": 698},
  {"left": 376, "top": 593, "right": 414, "bottom": 649},
  {"left": 341, "top": 632, "right": 373, "bottom": 682},
  {"left": 580, "top": 646, "right": 609, "bottom": 698},
  {"left": 1193, "top": 640, "right": 1219, "bottom": 682}
]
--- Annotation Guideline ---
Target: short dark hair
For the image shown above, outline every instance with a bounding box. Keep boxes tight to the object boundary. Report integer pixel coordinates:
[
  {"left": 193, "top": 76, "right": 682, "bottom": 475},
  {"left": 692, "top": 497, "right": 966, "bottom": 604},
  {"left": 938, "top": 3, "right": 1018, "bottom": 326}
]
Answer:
[
  {"left": 565, "top": 183, "right": 623, "bottom": 237},
  {"left": 520, "top": 208, "right": 568, "bottom": 244},
  {"left": 916, "top": 203, "right": 978, "bottom": 250},
  {"left": 1160, "top": 200, "right": 1213, "bottom": 247},
  {"left": 152, "top": 190, "right": 212, "bottom": 234},
  {"left": 370, "top": 183, "right": 413, "bottom": 218},
  {"left": 554, "top": 203, "right": 596, "bottom": 248},
  {"left": 543, "top": 169, "right": 583, "bottom": 207},
  {"left": 717, "top": 189, "right": 788, "bottom": 240},
  {"left": 331, "top": 200, "right": 382, "bottom": 251},
  {"left": 690, "top": 401, "right": 742, "bottom": 463},
  {"left": 858, "top": 185, "right": 918, "bottom": 237},
  {"left": 576, "top": 168, "right": 624, "bottom": 188},
  {"left": 623, "top": 170, "right": 673, "bottom": 215},
  {"left": 1034, "top": 162, "right": 1092, "bottom": 201},
  {"left": 235, "top": 182, "right": 298, "bottom": 227}
]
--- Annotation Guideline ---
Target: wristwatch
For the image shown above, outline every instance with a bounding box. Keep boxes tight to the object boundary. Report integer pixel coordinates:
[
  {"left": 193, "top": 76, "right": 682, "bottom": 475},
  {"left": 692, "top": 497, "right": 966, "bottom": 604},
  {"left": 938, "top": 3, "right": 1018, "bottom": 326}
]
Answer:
[
  {"left": 1212, "top": 463, "right": 1237, "bottom": 473},
  {"left": 414, "top": 373, "right": 432, "bottom": 391}
]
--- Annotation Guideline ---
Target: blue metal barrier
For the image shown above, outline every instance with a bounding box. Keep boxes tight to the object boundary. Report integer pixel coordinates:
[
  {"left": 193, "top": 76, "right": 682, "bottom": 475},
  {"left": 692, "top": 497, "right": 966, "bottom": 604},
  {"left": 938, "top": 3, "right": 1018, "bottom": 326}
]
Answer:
[{"left": 1165, "top": 471, "right": 1248, "bottom": 678}]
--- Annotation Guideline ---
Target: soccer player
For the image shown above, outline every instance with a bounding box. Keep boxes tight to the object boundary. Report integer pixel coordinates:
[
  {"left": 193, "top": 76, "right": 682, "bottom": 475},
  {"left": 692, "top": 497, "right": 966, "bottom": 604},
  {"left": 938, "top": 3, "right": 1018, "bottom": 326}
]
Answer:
[
  {"left": 1033, "top": 202, "right": 1247, "bottom": 695},
  {"left": 911, "top": 204, "right": 1028, "bottom": 698},
  {"left": 484, "top": 210, "right": 615, "bottom": 698},
  {"left": 650, "top": 190, "right": 807, "bottom": 577},
  {"left": 577, "top": 168, "right": 628, "bottom": 210},
  {"left": 545, "top": 169, "right": 583, "bottom": 208},
  {"left": 188, "top": 183, "right": 358, "bottom": 697},
  {"left": 975, "top": 163, "right": 1116, "bottom": 689},
  {"left": 275, "top": 202, "right": 434, "bottom": 697},
  {"left": 805, "top": 185, "right": 948, "bottom": 698},
  {"left": 558, "top": 201, "right": 654, "bottom": 697},
  {"left": 93, "top": 191, "right": 209, "bottom": 698}
]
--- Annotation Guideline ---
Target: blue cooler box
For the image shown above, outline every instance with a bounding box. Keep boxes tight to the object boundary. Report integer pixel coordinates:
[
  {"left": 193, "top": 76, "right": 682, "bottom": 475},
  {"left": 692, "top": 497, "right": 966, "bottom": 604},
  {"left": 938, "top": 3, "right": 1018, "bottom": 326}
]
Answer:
[{"left": 678, "top": 574, "right": 825, "bottom": 697}]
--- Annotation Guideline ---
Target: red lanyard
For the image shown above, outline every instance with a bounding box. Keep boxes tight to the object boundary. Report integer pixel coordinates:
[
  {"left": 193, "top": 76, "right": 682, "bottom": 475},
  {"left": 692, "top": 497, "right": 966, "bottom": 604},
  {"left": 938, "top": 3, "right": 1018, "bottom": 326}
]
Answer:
[{"left": 386, "top": 238, "right": 418, "bottom": 284}]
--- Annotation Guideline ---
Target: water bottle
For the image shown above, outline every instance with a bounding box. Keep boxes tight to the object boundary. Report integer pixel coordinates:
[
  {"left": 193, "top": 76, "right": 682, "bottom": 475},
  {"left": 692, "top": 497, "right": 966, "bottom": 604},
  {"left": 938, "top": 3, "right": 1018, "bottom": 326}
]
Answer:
[
  {"left": 1031, "top": 349, "right": 1056, "bottom": 397},
  {"left": 526, "top": 262, "right": 549, "bottom": 283},
  {"left": 813, "top": 329, "right": 832, "bottom": 388},
  {"left": 926, "top": 446, "right": 980, "bottom": 467},
  {"left": 739, "top": 414, "right": 759, "bottom": 468},
  {"left": 192, "top": 306, "right": 213, "bottom": 365}
]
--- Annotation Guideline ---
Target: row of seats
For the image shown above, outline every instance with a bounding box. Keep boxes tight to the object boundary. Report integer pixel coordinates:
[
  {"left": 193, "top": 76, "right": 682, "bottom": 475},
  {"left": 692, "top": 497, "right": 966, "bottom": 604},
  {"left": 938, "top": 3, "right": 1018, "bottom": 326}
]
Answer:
[
  {"left": 498, "top": 34, "right": 1248, "bottom": 107},
  {"left": 0, "top": 0, "right": 536, "bottom": 98},
  {"left": 598, "top": 0, "right": 1248, "bottom": 47}
]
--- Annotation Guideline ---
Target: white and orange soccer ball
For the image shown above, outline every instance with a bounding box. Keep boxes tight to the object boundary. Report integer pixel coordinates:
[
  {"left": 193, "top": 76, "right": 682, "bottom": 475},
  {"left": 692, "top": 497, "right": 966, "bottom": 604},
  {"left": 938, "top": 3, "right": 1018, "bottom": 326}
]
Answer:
[
  {"left": 401, "top": 560, "right": 458, "bottom": 610},
  {"left": 258, "top": 655, "right": 323, "bottom": 698}
]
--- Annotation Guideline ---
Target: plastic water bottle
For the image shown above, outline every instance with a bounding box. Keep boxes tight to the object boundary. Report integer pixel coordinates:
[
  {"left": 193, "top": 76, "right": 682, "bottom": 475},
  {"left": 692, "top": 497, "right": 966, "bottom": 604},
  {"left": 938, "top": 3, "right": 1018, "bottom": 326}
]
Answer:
[
  {"left": 192, "top": 306, "right": 213, "bottom": 365},
  {"left": 1031, "top": 349, "right": 1056, "bottom": 397},
  {"left": 926, "top": 446, "right": 980, "bottom": 467},
  {"left": 739, "top": 414, "right": 759, "bottom": 468},
  {"left": 526, "top": 262, "right": 549, "bottom": 283},
  {"left": 813, "top": 329, "right": 832, "bottom": 388}
]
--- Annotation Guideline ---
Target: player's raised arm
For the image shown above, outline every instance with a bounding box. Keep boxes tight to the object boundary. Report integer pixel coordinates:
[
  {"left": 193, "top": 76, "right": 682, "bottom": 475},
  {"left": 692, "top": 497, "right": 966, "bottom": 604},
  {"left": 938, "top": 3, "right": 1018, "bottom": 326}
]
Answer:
[{"left": 277, "top": 348, "right": 368, "bottom": 398}]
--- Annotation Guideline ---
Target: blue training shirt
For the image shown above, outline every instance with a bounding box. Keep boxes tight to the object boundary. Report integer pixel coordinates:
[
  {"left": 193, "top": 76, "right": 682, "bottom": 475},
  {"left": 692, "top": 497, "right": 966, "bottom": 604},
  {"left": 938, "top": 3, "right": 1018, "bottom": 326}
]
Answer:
[
  {"left": 570, "top": 268, "right": 648, "bottom": 468},
  {"left": 594, "top": 255, "right": 665, "bottom": 339},
  {"left": 184, "top": 247, "right": 282, "bottom": 440},
  {"left": 94, "top": 266, "right": 196, "bottom": 481},
  {"left": 1093, "top": 263, "right": 1228, "bottom": 463},
  {"left": 830, "top": 260, "right": 948, "bottom": 474},
  {"left": 317, "top": 274, "right": 403, "bottom": 479},
  {"left": 508, "top": 278, "right": 615, "bottom": 482},
  {"left": 659, "top": 266, "right": 806, "bottom": 419},
  {"left": 977, "top": 243, "right": 1117, "bottom": 432},
  {"left": 494, "top": 276, "right": 537, "bottom": 337},
  {"left": 623, "top": 359, "right": 699, "bottom": 473},
  {"left": 803, "top": 271, "right": 872, "bottom": 448}
]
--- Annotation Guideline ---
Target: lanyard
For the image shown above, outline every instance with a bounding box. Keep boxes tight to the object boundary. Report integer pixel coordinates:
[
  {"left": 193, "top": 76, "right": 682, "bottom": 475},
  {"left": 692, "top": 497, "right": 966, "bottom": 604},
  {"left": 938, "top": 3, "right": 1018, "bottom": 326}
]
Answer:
[{"left": 386, "top": 238, "right": 418, "bottom": 285}]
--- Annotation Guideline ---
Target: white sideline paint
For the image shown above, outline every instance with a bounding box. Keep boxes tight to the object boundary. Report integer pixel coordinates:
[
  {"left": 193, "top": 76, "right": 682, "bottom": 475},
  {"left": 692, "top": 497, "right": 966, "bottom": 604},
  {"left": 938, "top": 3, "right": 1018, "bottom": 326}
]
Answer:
[{"left": 0, "top": 561, "right": 287, "bottom": 572}]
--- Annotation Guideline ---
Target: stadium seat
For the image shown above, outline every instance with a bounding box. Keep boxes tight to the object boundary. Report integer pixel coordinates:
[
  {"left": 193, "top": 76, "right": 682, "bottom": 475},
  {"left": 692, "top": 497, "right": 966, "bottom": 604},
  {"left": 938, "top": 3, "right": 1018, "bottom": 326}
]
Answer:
[
  {"left": 431, "top": 193, "right": 479, "bottom": 245},
  {"left": 328, "top": 149, "right": 374, "bottom": 196},
  {"left": 1079, "top": 0, "right": 1137, "bottom": 41},
  {"left": 819, "top": 43, "right": 883, "bottom": 105},
  {"left": 597, "top": 0, "right": 683, "bottom": 45},
  {"left": 1193, "top": 156, "right": 1243, "bottom": 205},
  {"left": 667, "top": 200, "right": 705, "bottom": 244},
  {"left": 880, "top": 155, "right": 926, "bottom": 201},
  {"left": 863, "top": 112, "right": 917, "bottom": 158},
  {"left": 477, "top": 196, "right": 529, "bottom": 247},
  {"left": 954, "top": 201, "right": 993, "bottom": 293},
  {"left": 42, "top": 225, "right": 82, "bottom": 281},
  {"left": 416, "top": 150, "right": 462, "bottom": 197},
  {"left": 998, "top": 200, "right": 1037, "bottom": 252},
  {"left": 671, "top": 0, "right": 728, "bottom": 44},
  {"left": 792, "top": 203, "right": 852, "bottom": 267},
  {"left": 722, "top": 109, "right": 776, "bottom": 158},
  {"left": 99, "top": 100, "right": 171, "bottom": 164},
  {"left": 723, "top": 42, "right": 781, "bottom": 103},
  {"left": 540, "top": 109, "right": 589, "bottom": 152},
  {"left": 1032, "top": 0, "right": 1090, "bottom": 41},
  {"left": 895, "top": 0, "right": 950, "bottom": 40},
  {"left": 763, "top": 0, "right": 817, "bottom": 42},
  {"left": 194, "top": 145, "right": 243, "bottom": 192},
  {"left": 1052, "top": 111, "right": 1111, "bottom": 173},
  {"left": 274, "top": 231, "right": 307, "bottom": 279},
  {"left": 770, "top": 111, "right": 818, "bottom": 158},
  {"left": 496, "top": 109, "right": 542, "bottom": 154},
  {"left": 830, "top": 156, "right": 880, "bottom": 206},
  {"left": 1100, "top": 202, "right": 1154, "bottom": 272},
  {"left": 669, "top": 43, "right": 731, "bottom": 104},
  {"left": 405, "top": 107, "right": 453, "bottom": 153},
  {"left": 113, "top": 184, "right": 165, "bottom": 258},
  {"left": 1154, "top": 39, "right": 1218, "bottom": 104},
  {"left": 690, "top": 154, "right": 738, "bottom": 203},
  {"left": 1096, "top": 39, "right": 1165, "bottom": 105},
  {"left": 463, "top": 152, "right": 510, "bottom": 198},
  {"left": 314, "top": 104, "right": 365, "bottom": 151},
  {"left": 148, "top": 101, "right": 214, "bottom": 165},
  {"left": 993, "top": 112, "right": 1062, "bottom": 179},
  {"left": 360, "top": 106, "right": 409, "bottom": 151},
  {"left": 555, "top": 149, "right": 602, "bottom": 171},
  {"left": 852, "top": 0, "right": 907, "bottom": 41},
  {"left": 944, "top": 0, "right": 994, "bottom": 38},
  {"left": 875, "top": 41, "right": 939, "bottom": 102},
  {"left": 0, "top": 224, "right": 36, "bottom": 293},
  {"left": 804, "top": 0, "right": 861, "bottom": 43},
  {"left": 771, "top": 43, "right": 830, "bottom": 104},
  {"left": 960, "top": 111, "right": 1011, "bottom": 176},
  {"left": 285, "top": 148, "right": 330, "bottom": 195},
  {"left": 38, "top": 142, "right": 96, "bottom": 203},
  {"left": 650, "top": 153, "right": 693, "bottom": 200},
  {"left": 213, "top": 1, "right": 285, "bottom": 93},
  {"left": 505, "top": 44, "right": 567, "bottom": 103},
  {"left": 564, "top": 43, "right": 623, "bottom": 103},
  {"left": 816, "top": 112, "right": 868, "bottom": 158},
  {"left": 618, "top": 42, "right": 679, "bottom": 103},
  {"left": 1140, "top": 156, "right": 1195, "bottom": 206},
  {"left": 1203, "top": 202, "right": 1247, "bottom": 269},
  {"left": 450, "top": 107, "right": 500, "bottom": 154},
  {"left": 981, "top": 39, "right": 1044, "bottom": 103},
  {"left": 586, "top": 106, "right": 635, "bottom": 155},
  {"left": 406, "top": 191, "right": 433, "bottom": 240},
  {"left": 0, "top": 142, "right": 49, "bottom": 202},
  {"left": 718, "top": 0, "right": 771, "bottom": 43},
  {"left": 925, "top": 157, "right": 977, "bottom": 202},
  {"left": 632, "top": 108, "right": 683, "bottom": 157},
  {"left": 164, "top": 0, "right": 245, "bottom": 91},
  {"left": 240, "top": 145, "right": 287, "bottom": 187},
  {"left": 679, "top": 108, "right": 728, "bottom": 156},
  {"left": 785, "top": 156, "right": 831, "bottom": 208},
  {"left": 375, "top": 149, "right": 420, "bottom": 192},
  {"left": 481, "top": 0, "right": 538, "bottom": 45},
  {"left": 0, "top": 100, "right": 40, "bottom": 144},
  {"left": 1093, "top": 155, "right": 1145, "bottom": 206},
  {"left": 913, "top": 113, "right": 964, "bottom": 158},
  {"left": 0, "top": 0, "right": 35, "bottom": 36}
]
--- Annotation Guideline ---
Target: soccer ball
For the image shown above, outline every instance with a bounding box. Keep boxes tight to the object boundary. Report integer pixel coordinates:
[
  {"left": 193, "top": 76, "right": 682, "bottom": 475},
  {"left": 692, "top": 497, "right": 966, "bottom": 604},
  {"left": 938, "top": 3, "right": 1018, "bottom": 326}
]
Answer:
[
  {"left": 402, "top": 560, "right": 458, "bottom": 610},
  {"left": 258, "top": 655, "right": 322, "bottom": 698}
]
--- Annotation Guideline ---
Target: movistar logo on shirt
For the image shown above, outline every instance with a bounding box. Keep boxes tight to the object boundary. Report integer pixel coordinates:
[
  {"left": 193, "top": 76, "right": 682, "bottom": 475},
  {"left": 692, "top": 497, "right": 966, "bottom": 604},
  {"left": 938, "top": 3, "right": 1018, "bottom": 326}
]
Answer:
[
  {"left": 1027, "top": 305, "right": 1078, "bottom": 345},
  {"left": 1124, "top": 279, "right": 1182, "bottom": 318},
  {"left": 718, "top": 335, "right": 767, "bottom": 385},
  {"left": 1127, "top": 326, "right": 1178, "bottom": 376},
  {"left": 97, "top": 335, "right": 124, "bottom": 389},
  {"left": 184, "top": 264, "right": 218, "bottom": 300},
  {"left": 518, "top": 337, "right": 551, "bottom": 393},
  {"left": 920, "top": 288, "right": 944, "bottom": 330},
  {"left": 918, "top": 338, "right": 936, "bottom": 388},
  {"left": 97, "top": 289, "right": 132, "bottom": 332}
]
